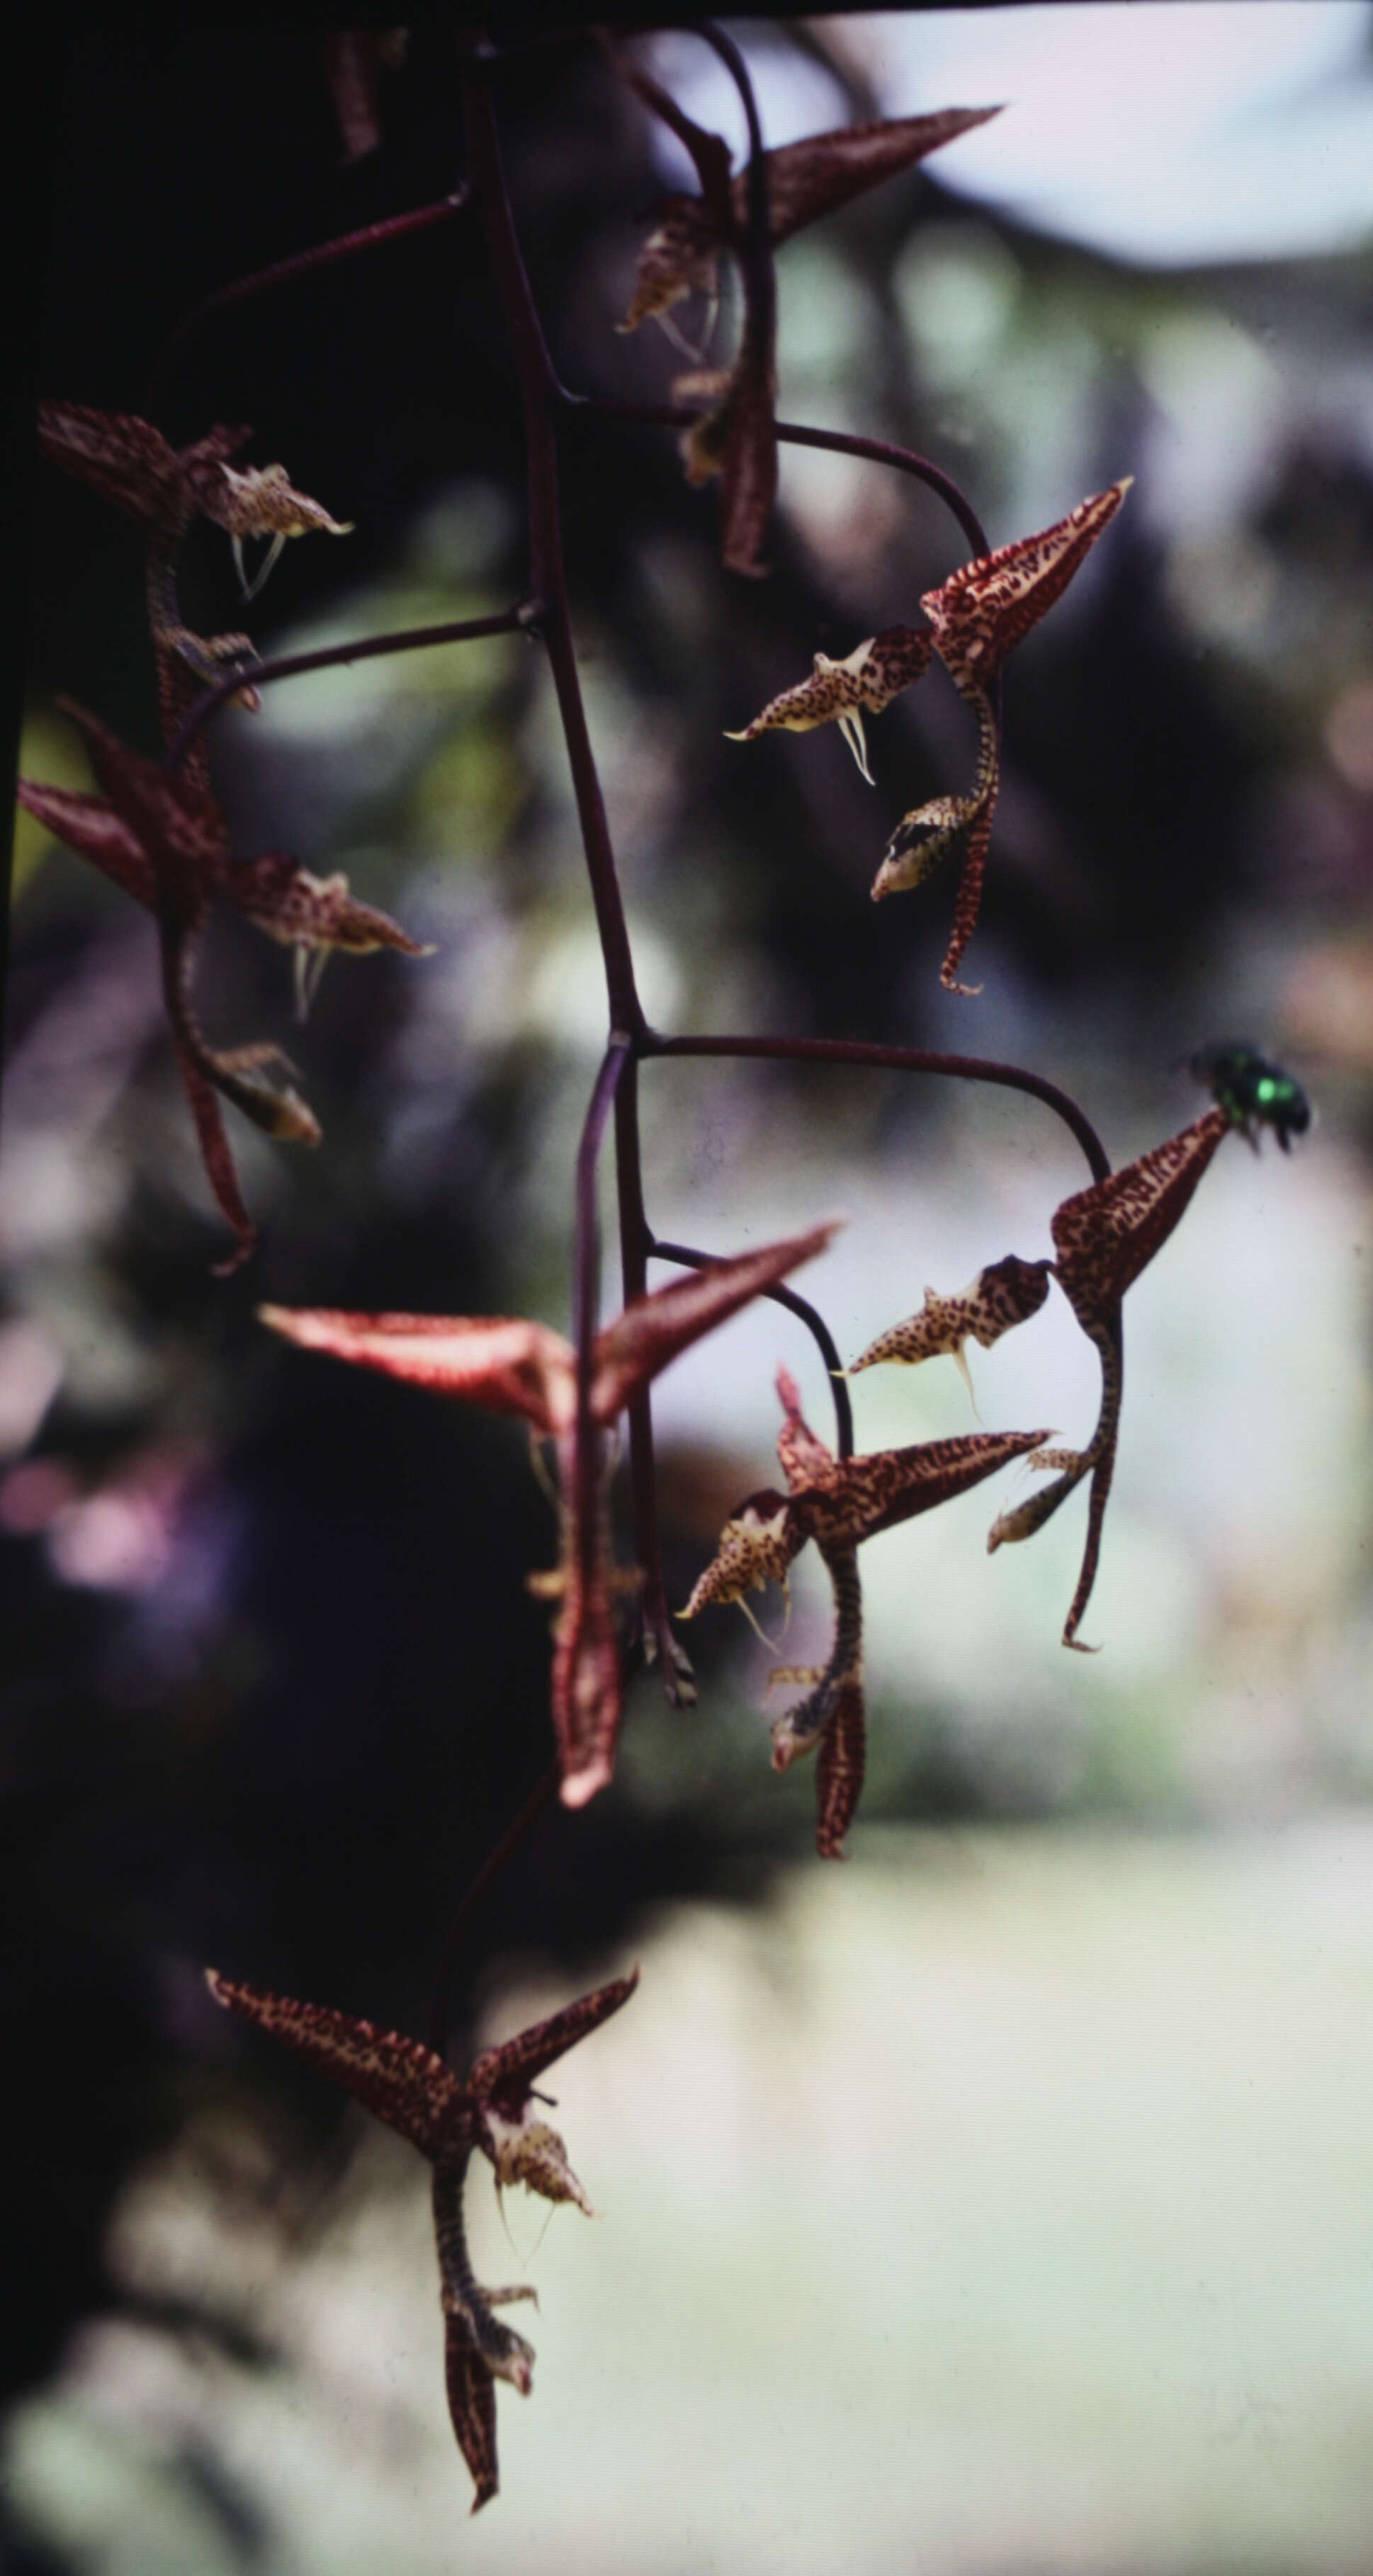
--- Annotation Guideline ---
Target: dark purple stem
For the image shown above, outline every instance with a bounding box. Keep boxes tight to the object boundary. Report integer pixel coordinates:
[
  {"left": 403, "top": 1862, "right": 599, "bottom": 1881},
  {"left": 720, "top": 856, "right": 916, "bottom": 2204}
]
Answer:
[
  {"left": 426, "top": 1761, "right": 560, "bottom": 2060},
  {"left": 573, "top": 1040, "right": 633, "bottom": 1594},
  {"left": 145, "top": 191, "right": 470, "bottom": 416},
  {"left": 565, "top": 397, "right": 993, "bottom": 567},
  {"left": 612, "top": 1056, "right": 678, "bottom": 1683},
  {"left": 643, "top": 1028, "right": 1110, "bottom": 1185},
  {"left": 652, "top": 1238, "right": 854, "bottom": 1460},
  {"left": 162, "top": 606, "right": 536, "bottom": 773},
  {"left": 691, "top": 20, "right": 772, "bottom": 328},
  {"left": 462, "top": 56, "right": 644, "bottom": 1039}
]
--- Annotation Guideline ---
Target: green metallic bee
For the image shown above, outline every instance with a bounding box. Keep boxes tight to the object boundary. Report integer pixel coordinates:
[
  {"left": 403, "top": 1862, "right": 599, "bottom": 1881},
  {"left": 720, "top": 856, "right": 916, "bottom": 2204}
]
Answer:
[{"left": 1190, "top": 1041, "right": 1311, "bottom": 1152}]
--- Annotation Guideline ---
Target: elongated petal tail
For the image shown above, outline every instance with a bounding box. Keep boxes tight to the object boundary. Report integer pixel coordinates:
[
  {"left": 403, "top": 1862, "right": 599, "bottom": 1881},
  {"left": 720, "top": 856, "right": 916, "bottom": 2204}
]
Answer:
[
  {"left": 38, "top": 399, "right": 244, "bottom": 527},
  {"left": 444, "top": 2324, "right": 502, "bottom": 2514},
  {"left": 769, "top": 1542, "right": 862, "bottom": 1774},
  {"left": 791, "top": 1424, "right": 1053, "bottom": 1551},
  {"left": 551, "top": 1569, "right": 625, "bottom": 1809},
  {"left": 815, "top": 1681, "right": 866, "bottom": 1860},
  {"left": 752, "top": 106, "right": 1003, "bottom": 247},
  {"left": 676, "top": 312, "right": 778, "bottom": 577},
  {"left": 1050, "top": 1108, "right": 1229, "bottom": 1328},
  {"left": 922, "top": 480, "right": 1131, "bottom": 694},
  {"left": 617, "top": 91, "right": 999, "bottom": 329},
  {"left": 468, "top": 1971, "right": 640, "bottom": 2105},
  {"left": 728, "top": 628, "right": 930, "bottom": 752},
  {"left": 257, "top": 1306, "right": 577, "bottom": 1435},
  {"left": 591, "top": 1221, "right": 840, "bottom": 1425},
  {"left": 205, "top": 1968, "right": 461, "bottom": 2159},
  {"left": 56, "top": 697, "right": 227, "bottom": 905},
  {"left": 16, "top": 778, "right": 157, "bottom": 908},
  {"left": 774, "top": 1364, "right": 835, "bottom": 1489},
  {"left": 871, "top": 682, "right": 999, "bottom": 989},
  {"left": 174, "top": 1039, "right": 258, "bottom": 1272},
  {"left": 849, "top": 1255, "right": 1051, "bottom": 1375}
]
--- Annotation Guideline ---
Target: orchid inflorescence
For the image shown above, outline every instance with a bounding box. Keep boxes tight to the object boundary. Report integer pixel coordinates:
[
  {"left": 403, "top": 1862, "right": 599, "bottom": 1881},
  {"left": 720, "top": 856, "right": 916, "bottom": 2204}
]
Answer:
[{"left": 17, "top": 22, "right": 1306, "bottom": 2520}]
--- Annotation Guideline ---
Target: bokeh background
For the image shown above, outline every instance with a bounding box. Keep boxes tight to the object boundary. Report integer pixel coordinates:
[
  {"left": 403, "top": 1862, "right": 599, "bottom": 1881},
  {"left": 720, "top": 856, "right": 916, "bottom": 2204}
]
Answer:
[{"left": 5, "top": 10, "right": 1373, "bottom": 2568}]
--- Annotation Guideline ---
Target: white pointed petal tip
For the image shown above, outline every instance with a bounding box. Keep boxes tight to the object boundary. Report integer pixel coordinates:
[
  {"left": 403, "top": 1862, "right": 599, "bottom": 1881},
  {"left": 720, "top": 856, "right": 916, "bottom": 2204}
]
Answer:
[{"left": 559, "top": 1759, "right": 613, "bottom": 1810}]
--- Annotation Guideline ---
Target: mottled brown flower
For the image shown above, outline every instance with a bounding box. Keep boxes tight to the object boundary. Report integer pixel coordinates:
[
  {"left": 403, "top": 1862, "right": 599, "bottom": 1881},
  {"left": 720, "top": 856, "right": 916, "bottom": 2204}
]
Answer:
[
  {"left": 729, "top": 482, "right": 1130, "bottom": 988},
  {"left": 985, "top": 1108, "right": 1232, "bottom": 1646},
  {"left": 38, "top": 398, "right": 351, "bottom": 779},
  {"left": 260, "top": 1222, "right": 840, "bottom": 1804},
  {"left": 206, "top": 1964, "right": 636, "bottom": 2512},
  {"left": 615, "top": 67, "right": 998, "bottom": 577},
  {"left": 685, "top": 1365, "right": 1047, "bottom": 1854},
  {"left": 848, "top": 1254, "right": 1052, "bottom": 1400},
  {"left": 18, "top": 706, "right": 427, "bottom": 1267}
]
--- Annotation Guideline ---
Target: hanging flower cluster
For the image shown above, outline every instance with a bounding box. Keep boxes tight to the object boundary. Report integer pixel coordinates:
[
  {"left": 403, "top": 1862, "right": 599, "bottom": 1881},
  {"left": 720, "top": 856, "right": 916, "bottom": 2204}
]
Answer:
[
  {"left": 259, "top": 1221, "right": 840, "bottom": 1807},
  {"left": 24, "top": 30, "right": 1312, "bottom": 2529},
  {"left": 21, "top": 405, "right": 427, "bottom": 1265},
  {"left": 682, "top": 1100, "right": 1275, "bottom": 1846},
  {"left": 37, "top": 398, "right": 353, "bottom": 767},
  {"left": 851, "top": 1107, "right": 1235, "bottom": 1648},
  {"left": 728, "top": 480, "right": 1131, "bottom": 988},
  {"left": 684, "top": 1366, "right": 1049, "bottom": 1856},
  {"left": 615, "top": 57, "right": 1000, "bottom": 577},
  {"left": 206, "top": 1963, "right": 637, "bottom": 2512}
]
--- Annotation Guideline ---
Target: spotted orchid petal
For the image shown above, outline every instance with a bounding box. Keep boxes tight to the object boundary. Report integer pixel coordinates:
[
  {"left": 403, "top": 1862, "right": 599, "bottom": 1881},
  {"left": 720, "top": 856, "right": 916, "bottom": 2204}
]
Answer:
[
  {"left": 988, "top": 1108, "right": 1232, "bottom": 1647},
  {"left": 871, "top": 681, "right": 1000, "bottom": 990},
  {"left": 848, "top": 1253, "right": 1052, "bottom": 1396},
  {"left": 727, "top": 628, "right": 932, "bottom": 778},
  {"left": 206, "top": 1964, "right": 635, "bottom": 2513},
  {"left": 691, "top": 1367, "right": 1048, "bottom": 1851},
  {"left": 262, "top": 1226, "right": 839, "bottom": 1804},
  {"left": 617, "top": 101, "right": 1001, "bottom": 333},
  {"left": 921, "top": 480, "right": 1131, "bottom": 699}
]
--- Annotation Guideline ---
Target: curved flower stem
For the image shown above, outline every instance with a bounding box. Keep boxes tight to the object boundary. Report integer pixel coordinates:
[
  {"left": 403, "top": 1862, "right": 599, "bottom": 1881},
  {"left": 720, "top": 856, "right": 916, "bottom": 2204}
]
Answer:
[
  {"left": 612, "top": 1054, "right": 679, "bottom": 1683},
  {"left": 427, "top": 1761, "right": 560, "bottom": 2060},
  {"left": 642, "top": 1028, "right": 1111, "bottom": 1185},
  {"left": 689, "top": 19, "right": 766, "bottom": 166},
  {"left": 690, "top": 18, "right": 774, "bottom": 395},
  {"left": 651, "top": 1236, "right": 854, "bottom": 1460},
  {"left": 163, "top": 606, "right": 536, "bottom": 773},
  {"left": 779, "top": 420, "right": 991, "bottom": 566},
  {"left": 563, "top": 395, "right": 993, "bottom": 566},
  {"left": 574, "top": 1039, "right": 633, "bottom": 1599},
  {"left": 144, "top": 191, "right": 470, "bottom": 415}
]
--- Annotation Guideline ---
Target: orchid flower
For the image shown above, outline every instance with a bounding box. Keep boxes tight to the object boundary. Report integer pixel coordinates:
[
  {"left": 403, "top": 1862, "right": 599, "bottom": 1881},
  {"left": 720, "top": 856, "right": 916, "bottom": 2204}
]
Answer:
[
  {"left": 850, "top": 1107, "right": 1234, "bottom": 1647},
  {"left": 730, "top": 481, "right": 1131, "bottom": 987},
  {"left": 38, "top": 399, "right": 351, "bottom": 779},
  {"left": 259, "top": 1221, "right": 840, "bottom": 1807},
  {"left": 684, "top": 1365, "right": 1048, "bottom": 1855},
  {"left": 614, "top": 62, "right": 999, "bottom": 577},
  {"left": 207, "top": 1962, "right": 635, "bottom": 2511}
]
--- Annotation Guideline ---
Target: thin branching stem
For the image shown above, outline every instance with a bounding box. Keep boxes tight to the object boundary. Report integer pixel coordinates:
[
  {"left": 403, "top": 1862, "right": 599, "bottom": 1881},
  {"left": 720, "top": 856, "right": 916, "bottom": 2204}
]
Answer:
[
  {"left": 642, "top": 1028, "right": 1111, "bottom": 1185},
  {"left": 163, "top": 606, "right": 536, "bottom": 772},
  {"left": 413, "top": 34, "right": 1112, "bottom": 2009},
  {"left": 145, "top": 191, "right": 470, "bottom": 415},
  {"left": 651, "top": 1238, "right": 854, "bottom": 1459},
  {"left": 565, "top": 397, "right": 993, "bottom": 565}
]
